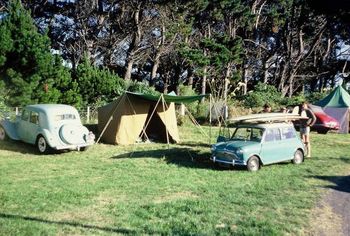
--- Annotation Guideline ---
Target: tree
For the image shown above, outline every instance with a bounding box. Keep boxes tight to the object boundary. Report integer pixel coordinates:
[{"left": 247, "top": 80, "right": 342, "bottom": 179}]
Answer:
[
  {"left": 75, "top": 57, "right": 125, "bottom": 106},
  {"left": 0, "top": 0, "right": 78, "bottom": 107}
]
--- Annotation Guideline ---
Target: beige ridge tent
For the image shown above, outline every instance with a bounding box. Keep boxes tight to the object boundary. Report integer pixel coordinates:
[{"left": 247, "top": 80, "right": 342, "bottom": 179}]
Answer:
[{"left": 97, "top": 92, "right": 207, "bottom": 145}]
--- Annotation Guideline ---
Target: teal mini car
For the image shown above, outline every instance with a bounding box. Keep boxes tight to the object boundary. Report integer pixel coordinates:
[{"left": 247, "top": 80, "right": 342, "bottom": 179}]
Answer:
[
  {"left": 0, "top": 104, "right": 95, "bottom": 154},
  {"left": 211, "top": 122, "right": 305, "bottom": 171}
]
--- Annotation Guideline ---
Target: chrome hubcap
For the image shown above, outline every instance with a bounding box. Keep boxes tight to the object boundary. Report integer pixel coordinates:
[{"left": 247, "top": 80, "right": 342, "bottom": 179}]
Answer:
[
  {"left": 249, "top": 160, "right": 258, "bottom": 171},
  {"left": 295, "top": 152, "right": 302, "bottom": 164},
  {"left": 38, "top": 137, "right": 46, "bottom": 152}
]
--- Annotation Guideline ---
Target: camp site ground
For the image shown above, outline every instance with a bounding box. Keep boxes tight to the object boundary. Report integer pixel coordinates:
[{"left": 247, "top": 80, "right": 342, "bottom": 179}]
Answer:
[{"left": 1, "top": 119, "right": 350, "bottom": 235}]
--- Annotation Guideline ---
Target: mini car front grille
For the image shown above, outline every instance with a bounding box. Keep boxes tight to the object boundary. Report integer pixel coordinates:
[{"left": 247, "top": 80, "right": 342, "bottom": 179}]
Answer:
[{"left": 216, "top": 151, "right": 239, "bottom": 161}]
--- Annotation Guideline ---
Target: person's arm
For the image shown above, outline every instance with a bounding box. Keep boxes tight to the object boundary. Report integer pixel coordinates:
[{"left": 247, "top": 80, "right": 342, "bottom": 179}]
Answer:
[{"left": 306, "top": 109, "right": 316, "bottom": 126}]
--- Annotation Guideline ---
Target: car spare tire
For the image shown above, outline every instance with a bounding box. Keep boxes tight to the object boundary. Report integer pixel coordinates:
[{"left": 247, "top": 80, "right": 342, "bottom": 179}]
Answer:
[{"left": 59, "top": 124, "right": 87, "bottom": 144}]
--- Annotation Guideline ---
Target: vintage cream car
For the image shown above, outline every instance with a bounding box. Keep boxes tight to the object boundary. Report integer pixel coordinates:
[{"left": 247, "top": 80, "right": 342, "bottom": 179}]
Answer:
[{"left": 0, "top": 104, "right": 95, "bottom": 154}]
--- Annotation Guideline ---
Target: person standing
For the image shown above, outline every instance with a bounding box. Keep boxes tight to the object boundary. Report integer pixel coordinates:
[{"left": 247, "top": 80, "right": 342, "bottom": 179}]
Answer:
[{"left": 300, "top": 102, "right": 316, "bottom": 157}]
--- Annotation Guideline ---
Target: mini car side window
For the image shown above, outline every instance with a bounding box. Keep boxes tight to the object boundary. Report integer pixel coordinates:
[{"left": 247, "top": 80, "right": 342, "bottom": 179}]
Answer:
[
  {"left": 274, "top": 129, "right": 281, "bottom": 141},
  {"left": 30, "top": 111, "right": 39, "bottom": 125},
  {"left": 265, "top": 128, "right": 281, "bottom": 142},
  {"left": 21, "top": 109, "right": 30, "bottom": 121},
  {"left": 281, "top": 127, "right": 296, "bottom": 139}
]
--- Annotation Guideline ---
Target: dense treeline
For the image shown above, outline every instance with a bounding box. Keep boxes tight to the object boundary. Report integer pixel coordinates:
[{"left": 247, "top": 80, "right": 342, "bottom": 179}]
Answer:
[{"left": 0, "top": 0, "right": 350, "bottom": 109}]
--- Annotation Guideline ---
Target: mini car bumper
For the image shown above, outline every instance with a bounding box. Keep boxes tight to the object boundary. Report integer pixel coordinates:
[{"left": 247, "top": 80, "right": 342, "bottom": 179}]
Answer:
[{"left": 210, "top": 155, "right": 246, "bottom": 166}]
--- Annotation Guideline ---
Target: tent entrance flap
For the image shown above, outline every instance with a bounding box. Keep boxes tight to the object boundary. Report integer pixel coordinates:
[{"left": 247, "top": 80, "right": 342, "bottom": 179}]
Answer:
[{"left": 140, "top": 103, "right": 179, "bottom": 143}]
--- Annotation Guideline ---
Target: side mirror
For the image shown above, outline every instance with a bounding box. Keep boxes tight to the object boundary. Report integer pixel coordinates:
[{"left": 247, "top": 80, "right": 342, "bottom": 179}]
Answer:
[{"left": 217, "top": 136, "right": 226, "bottom": 143}]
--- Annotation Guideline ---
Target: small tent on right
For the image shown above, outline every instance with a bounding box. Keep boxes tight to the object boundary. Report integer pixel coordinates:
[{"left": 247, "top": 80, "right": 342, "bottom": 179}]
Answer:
[{"left": 315, "top": 85, "right": 350, "bottom": 133}]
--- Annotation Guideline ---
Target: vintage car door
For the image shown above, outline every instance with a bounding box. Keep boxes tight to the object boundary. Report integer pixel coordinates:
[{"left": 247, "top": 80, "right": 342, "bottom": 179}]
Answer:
[
  {"left": 17, "top": 109, "right": 30, "bottom": 141},
  {"left": 25, "top": 111, "right": 40, "bottom": 144},
  {"left": 17, "top": 109, "right": 40, "bottom": 144},
  {"left": 260, "top": 128, "right": 283, "bottom": 164}
]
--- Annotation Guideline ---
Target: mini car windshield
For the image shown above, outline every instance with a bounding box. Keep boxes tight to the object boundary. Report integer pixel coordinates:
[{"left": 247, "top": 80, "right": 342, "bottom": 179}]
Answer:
[
  {"left": 55, "top": 114, "right": 76, "bottom": 121},
  {"left": 231, "top": 127, "right": 263, "bottom": 142}
]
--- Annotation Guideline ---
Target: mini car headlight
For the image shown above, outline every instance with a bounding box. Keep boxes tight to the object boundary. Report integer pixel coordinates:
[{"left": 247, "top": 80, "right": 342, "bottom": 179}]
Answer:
[{"left": 235, "top": 148, "right": 244, "bottom": 154}]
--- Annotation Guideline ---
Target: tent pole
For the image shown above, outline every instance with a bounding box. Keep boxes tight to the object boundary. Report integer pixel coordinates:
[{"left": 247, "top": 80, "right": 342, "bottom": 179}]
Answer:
[
  {"left": 125, "top": 94, "right": 150, "bottom": 142},
  {"left": 161, "top": 94, "right": 170, "bottom": 149},
  {"left": 141, "top": 95, "right": 162, "bottom": 139},
  {"left": 96, "top": 97, "right": 123, "bottom": 144},
  {"left": 184, "top": 105, "right": 210, "bottom": 139}
]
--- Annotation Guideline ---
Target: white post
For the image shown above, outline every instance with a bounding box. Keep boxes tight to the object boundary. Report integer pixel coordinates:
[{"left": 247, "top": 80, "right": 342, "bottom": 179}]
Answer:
[
  {"left": 87, "top": 106, "right": 90, "bottom": 124},
  {"left": 209, "top": 94, "right": 212, "bottom": 144},
  {"left": 180, "top": 103, "right": 185, "bottom": 116},
  {"left": 15, "top": 107, "right": 19, "bottom": 115}
]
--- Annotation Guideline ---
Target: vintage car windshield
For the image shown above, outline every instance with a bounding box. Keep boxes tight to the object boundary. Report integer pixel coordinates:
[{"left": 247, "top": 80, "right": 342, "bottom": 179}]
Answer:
[
  {"left": 55, "top": 114, "right": 77, "bottom": 121},
  {"left": 231, "top": 127, "right": 263, "bottom": 142}
]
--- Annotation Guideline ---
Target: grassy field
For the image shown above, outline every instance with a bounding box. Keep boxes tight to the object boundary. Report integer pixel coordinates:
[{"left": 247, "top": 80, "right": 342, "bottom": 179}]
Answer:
[{"left": 0, "top": 125, "right": 350, "bottom": 235}]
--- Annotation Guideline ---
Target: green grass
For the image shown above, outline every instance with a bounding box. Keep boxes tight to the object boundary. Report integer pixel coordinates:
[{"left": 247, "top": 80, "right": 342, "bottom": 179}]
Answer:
[{"left": 0, "top": 126, "right": 350, "bottom": 235}]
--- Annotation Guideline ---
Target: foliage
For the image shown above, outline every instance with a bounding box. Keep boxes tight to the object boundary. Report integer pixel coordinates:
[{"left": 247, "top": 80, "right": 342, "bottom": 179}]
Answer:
[
  {"left": 1, "top": 128, "right": 350, "bottom": 235},
  {"left": 75, "top": 57, "right": 125, "bottom": 106},
  {"left": 241, "top": 82, "right": 282, "bottom": 109},
  {"left": 125, "top": 80, "right": 160, "bottom": 96},
  {"left": 0, "top": 0, "right": 74, "bottom": 107},
  {"left": 306, "top": 91, "right": 330, "bottom": 104}
]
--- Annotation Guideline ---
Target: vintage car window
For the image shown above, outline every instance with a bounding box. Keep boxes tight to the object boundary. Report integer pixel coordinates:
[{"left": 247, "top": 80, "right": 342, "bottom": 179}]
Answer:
[
  {"left": 265, "top": 128, "right": 281, "bottom": 142},
  {"left": 21, "top": 109, "right": 30, "bottom": 121},
  {"left": 30, "top": 111, "right": 39, "bottom": 125},
  {"left": 281, "top": 127, "right": 296, "bottom": 139},
  {"left": 55, "top": 114, "right": 77, "bottom": 121},
  {"left": 232, "top": 127, "right": 263, "bottom": 142}
]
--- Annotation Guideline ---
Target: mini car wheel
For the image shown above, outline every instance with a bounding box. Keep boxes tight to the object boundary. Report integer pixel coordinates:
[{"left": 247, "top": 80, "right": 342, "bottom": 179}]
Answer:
[
  {"left": 292, "top": 149, "right": 304, "bottom": 164},
  {"left": 37, "top": 136, "right": 50, "bottom": 154},
  {"left": 0, "top": 126, "right": 8, "bottom": 141},
  {"left": 247, "top": 156, "right": 260, "bottom": 171}
]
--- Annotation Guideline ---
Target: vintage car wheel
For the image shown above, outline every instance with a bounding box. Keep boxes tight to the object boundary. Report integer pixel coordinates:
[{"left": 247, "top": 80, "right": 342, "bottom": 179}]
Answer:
[
  {"left": 80, "top": 146, "right": 89, "bottom": 151},
  {"left": 37, "top": 136, "right": 50, "bottom": 154},
  {"left": 247, "top": 156, "right": 260, "bottom": 171},
  {"left": 292, "top": 150, "right": 304, "bottom": 164},
  {"left": 0, "top": 126, "right": 8, "bottom": 141}
]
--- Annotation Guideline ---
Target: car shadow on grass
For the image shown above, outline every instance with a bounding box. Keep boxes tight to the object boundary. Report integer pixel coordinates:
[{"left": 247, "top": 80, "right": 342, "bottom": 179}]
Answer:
[
  {"left": 0, "top": 140, "right": 39, "bottom": 154},
  {"left": 309, "top": 175, "right": 350, "bottom": 193},
  {"left": 110, "top": 147, "right": 247, "bottom": 171},
  {"left": 0, "top": 140, "right": 68, "bottom": 156},
  {"left": 0, "top": 212, "right": 136, "bottom": 234}
]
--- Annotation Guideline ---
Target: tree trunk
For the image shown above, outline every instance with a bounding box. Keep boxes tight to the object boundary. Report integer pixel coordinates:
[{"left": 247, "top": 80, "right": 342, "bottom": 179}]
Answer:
[
  {"left": 124, "top": 59, "right": 133, "bottom": 80},
  {"left": 150, "top": 52, "right": 161, "bottom": 85},
  {"left": 201, "top": 66, "right": 207, "bottom": 102}
]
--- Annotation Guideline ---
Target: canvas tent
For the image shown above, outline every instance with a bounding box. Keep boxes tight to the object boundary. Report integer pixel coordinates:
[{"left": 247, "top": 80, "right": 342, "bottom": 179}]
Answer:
[
  {"left": 315, "top": 85, "right": 350, "bottom": 133},
  {"left": 97, "top": 92, "right": 207, "bottom": 145}
]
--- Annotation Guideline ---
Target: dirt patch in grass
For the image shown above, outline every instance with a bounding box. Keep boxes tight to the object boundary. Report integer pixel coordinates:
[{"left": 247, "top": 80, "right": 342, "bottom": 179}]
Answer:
[{"left": 307, "top": 174, "right": 350, "bottom": 236}]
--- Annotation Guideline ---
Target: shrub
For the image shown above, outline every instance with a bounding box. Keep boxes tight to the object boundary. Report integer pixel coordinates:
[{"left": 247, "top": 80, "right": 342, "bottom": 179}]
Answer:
[
  {"left": 126, "top": 81, "right": 160, "bottom": 95},
  {"left": 240, "top": 82, "right": 282, "bottom": 109}
]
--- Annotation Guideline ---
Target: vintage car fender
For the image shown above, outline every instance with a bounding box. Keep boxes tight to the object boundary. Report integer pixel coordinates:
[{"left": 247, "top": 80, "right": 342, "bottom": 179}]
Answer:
[
  {"left": 38, "top": 128, "right": 62, "bottom": 149},
  {"left": 0, "top": 119, "right": 20, "bottom": 140}
]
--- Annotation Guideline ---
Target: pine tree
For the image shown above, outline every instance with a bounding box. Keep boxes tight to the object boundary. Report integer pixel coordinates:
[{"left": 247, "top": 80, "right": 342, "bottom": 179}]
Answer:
[{"left": 0, "top": 0, "right": 80, "bottom": 107}]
